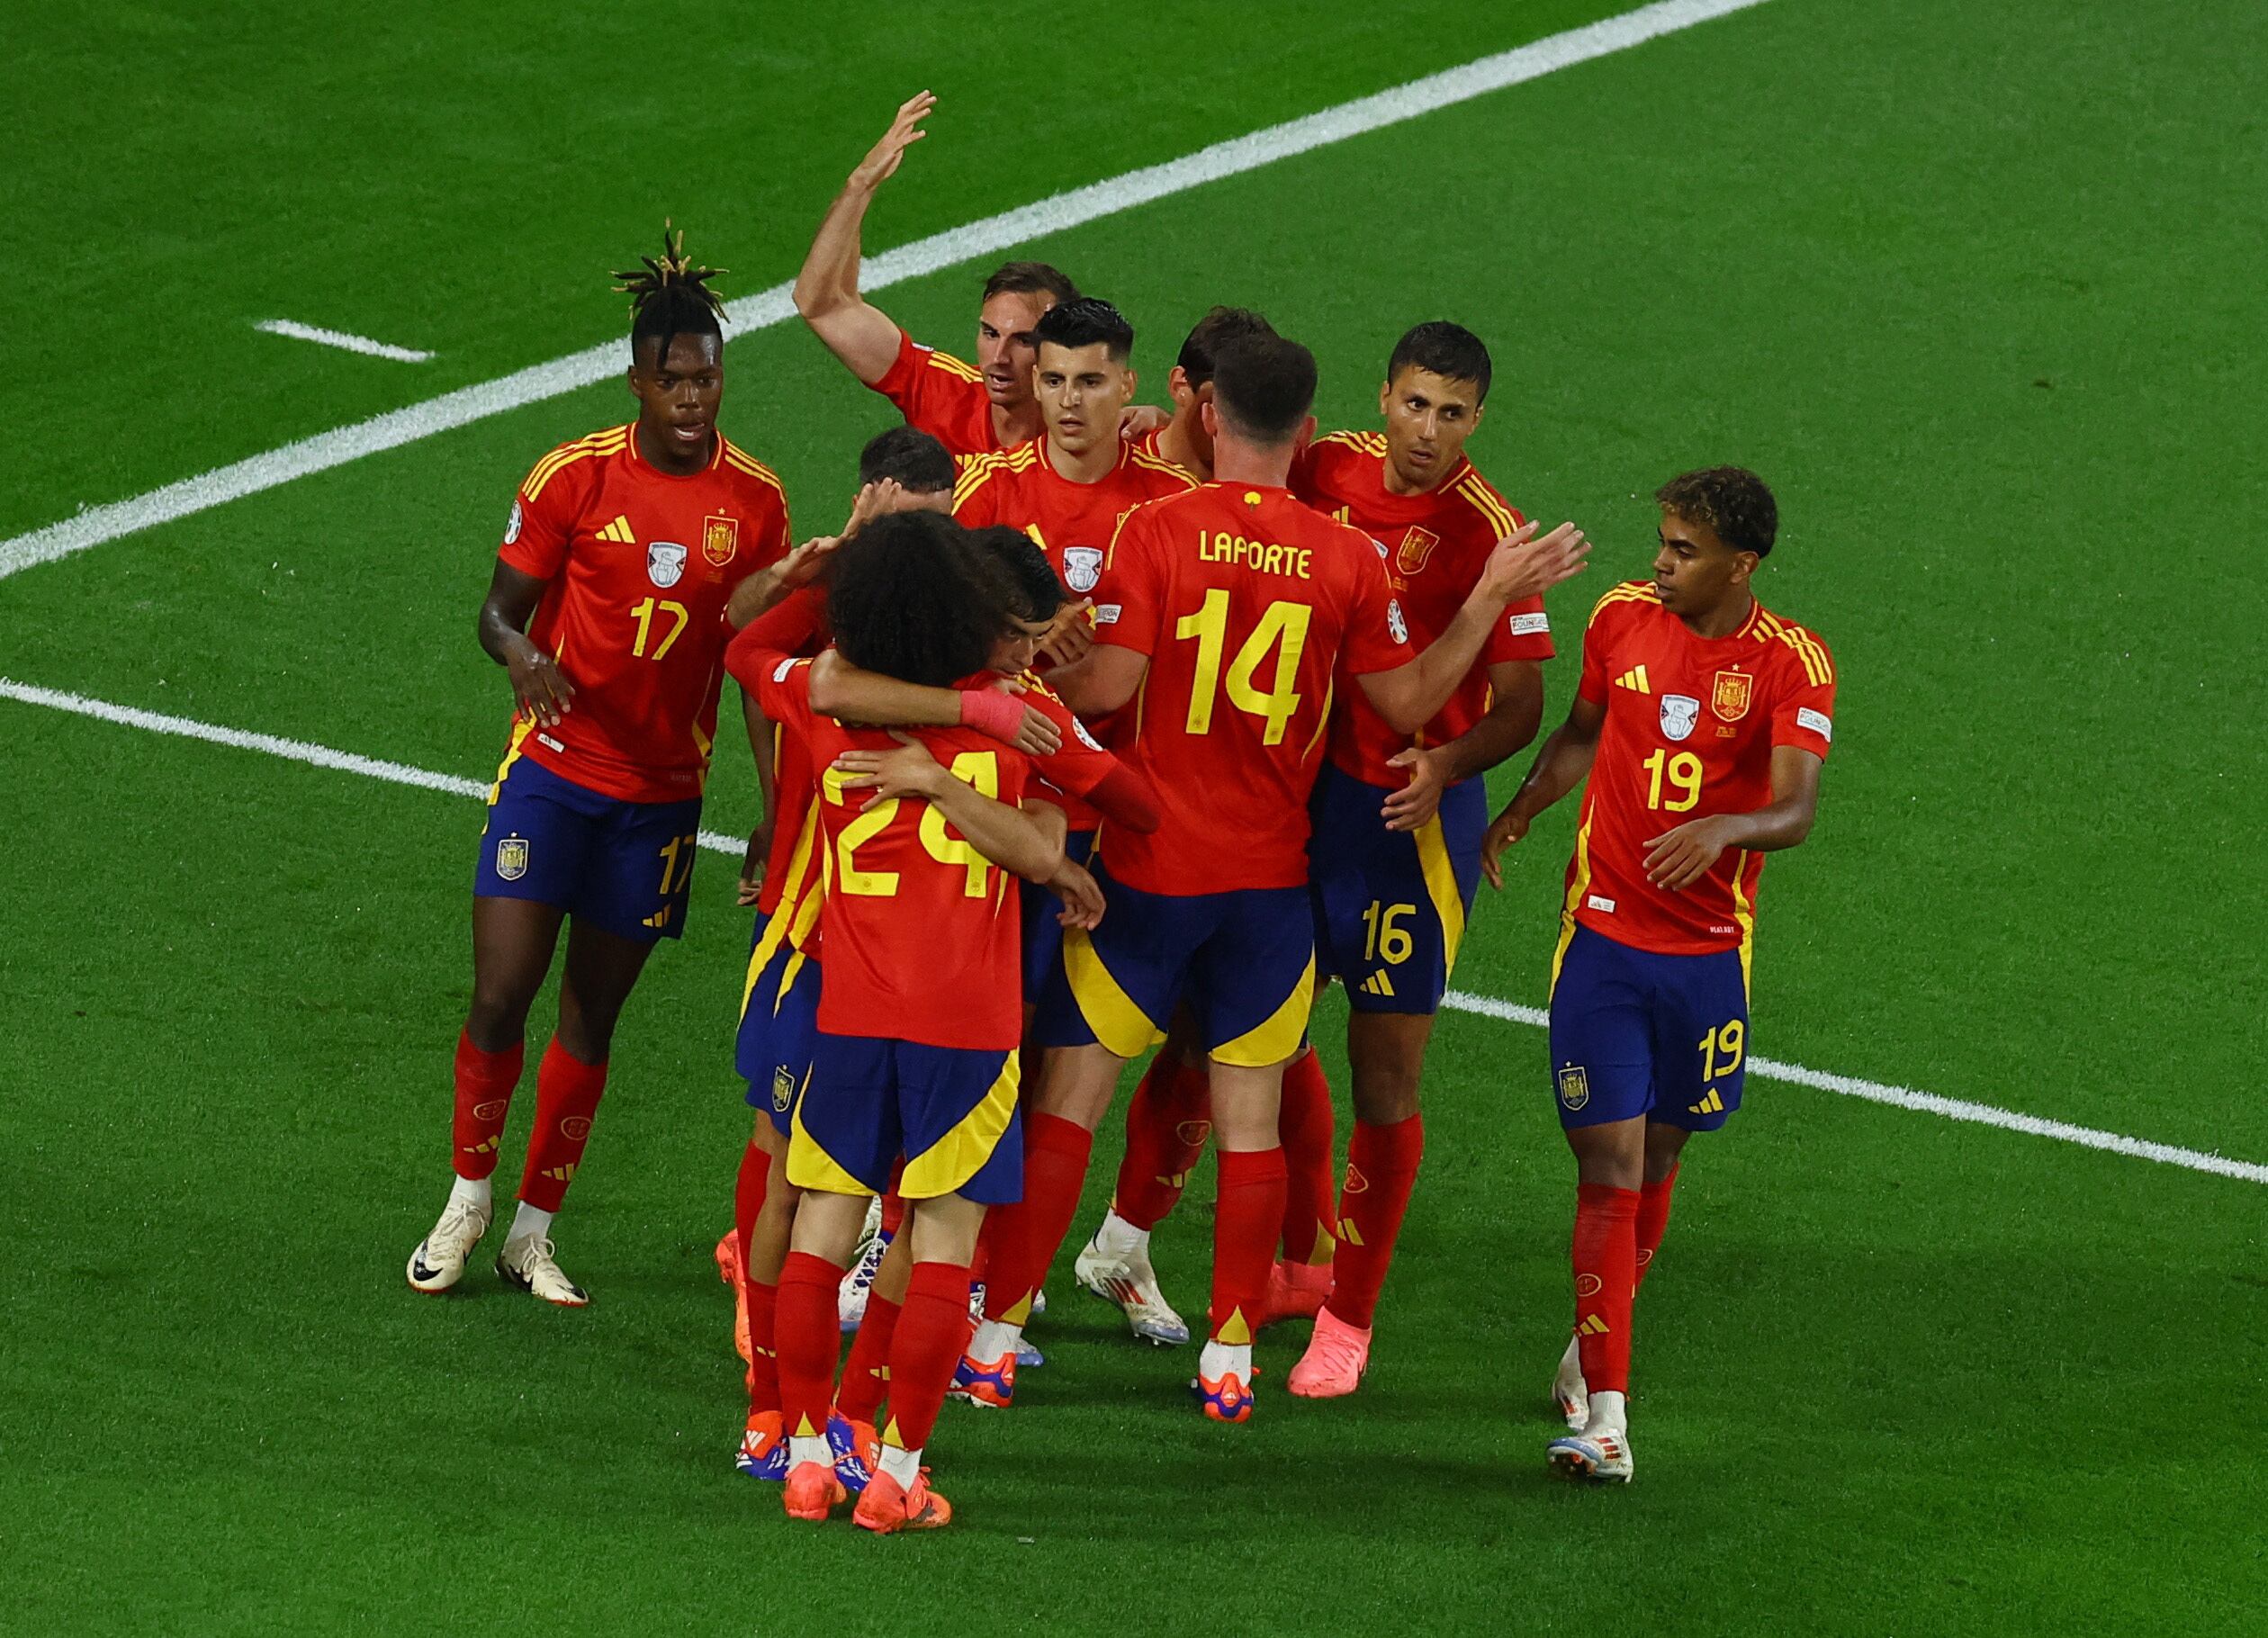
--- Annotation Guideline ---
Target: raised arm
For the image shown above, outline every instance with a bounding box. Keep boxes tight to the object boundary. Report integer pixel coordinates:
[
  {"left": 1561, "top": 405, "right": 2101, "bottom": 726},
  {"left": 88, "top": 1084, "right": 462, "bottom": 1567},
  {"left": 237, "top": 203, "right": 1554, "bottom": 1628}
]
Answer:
[
  {"left": 1355, "top": 522, "right": 1588, "bottom": 734},
  {"left": 1045, "top": 644, "right": 1148, "bottom": 719},
  {"left": 1480, "top": 692, "right": 1606, "bottom": 889},
  {"left": 792, "top": 93, "right": 935, "bottom": 385},
  {"left": 477, "top": 559, "right": 573, "bottom": 726}
]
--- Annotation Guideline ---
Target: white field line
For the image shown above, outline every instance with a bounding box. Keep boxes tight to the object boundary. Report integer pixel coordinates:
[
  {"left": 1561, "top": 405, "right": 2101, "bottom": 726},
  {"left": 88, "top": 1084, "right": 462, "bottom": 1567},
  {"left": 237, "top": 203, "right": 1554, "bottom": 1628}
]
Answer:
[
  {"left": 0, "top": 0, "right": 1771, "bottom": 581},
  {"left": 8, "top": 671, "right": 2263, "bottom": 1191},
  {"left": 256, "top": 320, "right": 435, "bottom": 363}
]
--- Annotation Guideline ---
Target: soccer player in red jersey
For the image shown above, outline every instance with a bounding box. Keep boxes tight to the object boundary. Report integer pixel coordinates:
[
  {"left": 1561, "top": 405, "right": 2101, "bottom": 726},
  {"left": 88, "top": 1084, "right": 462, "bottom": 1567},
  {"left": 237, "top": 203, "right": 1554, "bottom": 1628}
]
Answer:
[
  {"left": 958, "top": 335, "right": 1589, "bottom": 1420},
  {"left": 1129, "top": 305, "right": 1280, "bottom": 483},
  {"left": 735, "top": 514, "right": 1096, "bottom": 1531},
  {"left": 406, "top": 230, "right": 791, "bottom": 1308},
  {"left": 794, "top": 92, "right": 1077, "bottom": 456},
  {"left": 1480, "top": 467, "right": 1835, "bottom": 1483}
]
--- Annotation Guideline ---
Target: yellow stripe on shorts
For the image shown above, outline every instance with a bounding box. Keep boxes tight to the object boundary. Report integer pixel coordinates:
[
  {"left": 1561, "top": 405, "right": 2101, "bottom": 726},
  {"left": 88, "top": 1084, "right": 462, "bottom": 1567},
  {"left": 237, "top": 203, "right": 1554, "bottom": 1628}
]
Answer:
[
  {"left": 900, "top": 1051, "right": 1021, "bottom": 1201},
  {"left": 1064, "top": 925, "right": 1166, "bottom": 1059},
  {"left": 1213, "top": 953, "right": 1317, "bottom": 1068},
  {"left": 1414, "top": 814, "right": 1467, "bottom": 979}
]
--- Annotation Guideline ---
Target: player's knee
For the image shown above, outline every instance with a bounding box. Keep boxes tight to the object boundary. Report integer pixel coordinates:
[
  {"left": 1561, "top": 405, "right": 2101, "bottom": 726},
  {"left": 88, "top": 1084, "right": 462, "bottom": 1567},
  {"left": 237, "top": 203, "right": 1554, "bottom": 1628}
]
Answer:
[{"left": 464, "top": 985, "right": 536, "bottom": 1046}]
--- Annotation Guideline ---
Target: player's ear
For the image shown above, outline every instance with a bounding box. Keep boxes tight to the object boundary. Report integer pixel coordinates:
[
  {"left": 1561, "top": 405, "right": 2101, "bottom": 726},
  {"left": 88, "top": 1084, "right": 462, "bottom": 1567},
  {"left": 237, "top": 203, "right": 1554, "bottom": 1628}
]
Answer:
[
  {"left": 1294, "top": 412, "right": 1318, "bottom": 457},
  {"left": 1199, "top": 398, "right": 1218, "bottom": 440},
  {"left": 1167, "top": 365, "right": 1192, "bottom": 407},
  {"left": 1121, "top": 366, "right": 1138, "bottom": 401},
  {"left": 1377, "top": 377, "right": 1394, "bottom": 417}
]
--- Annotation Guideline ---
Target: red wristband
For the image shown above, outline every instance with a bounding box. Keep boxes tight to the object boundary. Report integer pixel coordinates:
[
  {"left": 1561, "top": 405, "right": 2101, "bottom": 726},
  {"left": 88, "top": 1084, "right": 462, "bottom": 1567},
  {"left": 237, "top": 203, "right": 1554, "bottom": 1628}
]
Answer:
[{"left": 958, "top": 688, "right": 1026, "bottom": 744}]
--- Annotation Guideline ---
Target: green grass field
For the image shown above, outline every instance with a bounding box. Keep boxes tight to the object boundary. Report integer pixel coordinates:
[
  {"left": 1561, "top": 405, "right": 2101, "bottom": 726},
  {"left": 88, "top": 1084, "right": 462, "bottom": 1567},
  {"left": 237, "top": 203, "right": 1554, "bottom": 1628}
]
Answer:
[{"left": 8, "top": 1, "right": 2267, "bottom": 1631}]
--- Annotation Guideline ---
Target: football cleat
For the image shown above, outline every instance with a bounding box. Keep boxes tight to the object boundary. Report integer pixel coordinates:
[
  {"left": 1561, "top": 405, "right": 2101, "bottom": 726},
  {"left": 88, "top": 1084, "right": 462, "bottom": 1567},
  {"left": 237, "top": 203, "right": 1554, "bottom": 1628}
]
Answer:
[
  {"left": 828, "top": 1413, "right": 877, "bottom": 1495},
  {"left": 495, "top": 1233, "right": 589, "bottom": 1307},
  {"left": 1548, "top": 1424, "right": 1634, "bottom": 1484},
  {"left": 950, "top": 1350, "right": 1016, "bottom": 1409},
  {"left": 853, "top": 1467, "right": 953, "bottom": 1534},
  {"left": 1014, "top": 1336, "right": 1047, "bottom": 1370},
  {"left": 406, "top": 1195, "right": 492, "bottom": 1293},
  {"left": 782, "top": 1459, "right": 847, "bottom": 1521},
  {"left": 1287, "top": 1306, "right": 1371, "bottom": 1399},
  {"left": 1074, "top": 1235, "right": 1190, "bottom": 1346},
  {"left": 734, "top": 1409, "right": 788, "bottom": 1481},
  {"left": 1259, "top": 1258, "right": 1331, "bottom": 1326},
  {"left": 838, "top": 1199, "right": 889, "bottom": 1332},
  {"left": 716, "top": 1229, "right": 752, "bottom": 1364},
  {"left": 1192, "top": 1369, "right": 1255, "bottom": 1424},
  {"left": 1553, "top": 1335, "right": 1589, "bottom": 1432}
]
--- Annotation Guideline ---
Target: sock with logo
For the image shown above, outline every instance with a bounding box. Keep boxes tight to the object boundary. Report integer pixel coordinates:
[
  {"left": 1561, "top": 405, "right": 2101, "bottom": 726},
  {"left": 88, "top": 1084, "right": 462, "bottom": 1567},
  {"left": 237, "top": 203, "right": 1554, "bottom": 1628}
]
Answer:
[
  {"left": 775, "top": 1251, "right": 846, "bottom": 1454},
  {"left": 978, "top": 1112, "right": 1094, "bottom": 1327},
  {"left": 1324, "top": 1113, "right": 1424, "bottom": 1328},
  {"left": 1571, "top": 1183, "right": 1641, "bottom": 1394},
  {"left": 835, "top": 1292, "right": 901, "bottom": 1426},
  {"left": 451, "top": 1029, "right": 524, "bottom": 1183},
  {"left": 1276, "top": 1048, "right": 1338, "bottom": 1267},
  {"left": 518, "top": 1038, "right": 608, "bottom": 1213},
  {"left": 881, "top": 1260, "right": 973, "bottom": 1460},
  {"left": 1210, "top": 1147, "right": 1288, "bottom": 1343},
  {"left": 1112, "top": 1053, "right": 1211, "bottom": 1230},
  {"left": 1634, "top": 1165, "right": 1680, "bottom": 1292}
]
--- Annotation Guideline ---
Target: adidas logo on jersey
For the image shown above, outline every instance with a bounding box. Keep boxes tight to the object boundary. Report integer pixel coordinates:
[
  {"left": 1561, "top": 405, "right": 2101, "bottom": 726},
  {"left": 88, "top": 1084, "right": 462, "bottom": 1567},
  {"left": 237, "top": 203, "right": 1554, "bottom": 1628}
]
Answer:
[
  {"left": 598, "top": 515, "right": 636, "bottom": 544},
  {"left": 1358, "top": 970, "right": 1397, "bottom": 999},
  {"left": 1614, "top": 665, "right": 1651, "bottom": 693}
]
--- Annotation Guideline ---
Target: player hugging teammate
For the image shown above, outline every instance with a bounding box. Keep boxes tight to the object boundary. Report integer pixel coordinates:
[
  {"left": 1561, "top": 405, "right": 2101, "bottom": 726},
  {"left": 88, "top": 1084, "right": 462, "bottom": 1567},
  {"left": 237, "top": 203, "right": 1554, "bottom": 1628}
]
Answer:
[{"left": 400, "top": 94, "right": 1840, "bottom": 1521}]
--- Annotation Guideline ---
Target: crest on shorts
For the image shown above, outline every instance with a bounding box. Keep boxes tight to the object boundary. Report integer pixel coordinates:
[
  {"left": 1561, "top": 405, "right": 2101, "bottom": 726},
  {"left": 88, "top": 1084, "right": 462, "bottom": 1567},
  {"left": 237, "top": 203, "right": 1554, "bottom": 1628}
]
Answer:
[
  {"left": 771, "top": 1066, "right": 796, "bottom": 1114},
  {"left": 495, "top": 834, "right": 529, "bottom": 882},
  {"left": 1396, "top": 526, "right": 1441, "bottom": 576},
  {"left": 702, "top": 514, "right": 740, "bottom": 567},
  {"left": 1063, "top": 545, "right": 1103, "bottom": 594},
  {"left": 1557, "top": 1065, "right": 1590, "bottom": 1112},
  {"left": 647, "top": 541, "right": 688, "bottom": 589},
  {"left": 1660, "top": 694, "right": 1700, "bottom": 742},
  {"left": 1711, "top": 668, "right": 1753, "bottom": 722}
]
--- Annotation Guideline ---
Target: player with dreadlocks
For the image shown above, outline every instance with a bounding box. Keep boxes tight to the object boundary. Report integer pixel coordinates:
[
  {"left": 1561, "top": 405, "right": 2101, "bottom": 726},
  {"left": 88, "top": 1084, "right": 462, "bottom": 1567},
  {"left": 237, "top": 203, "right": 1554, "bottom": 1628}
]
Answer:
[{"left": 406, "top": 225, "right": 795, "bottom": 1308}]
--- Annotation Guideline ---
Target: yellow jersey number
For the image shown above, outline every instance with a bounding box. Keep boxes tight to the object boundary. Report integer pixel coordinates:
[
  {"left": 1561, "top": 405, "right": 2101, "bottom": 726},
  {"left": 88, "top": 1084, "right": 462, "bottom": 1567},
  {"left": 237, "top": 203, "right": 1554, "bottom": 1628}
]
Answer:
[
  {"left": 822, "top": 752, "right": 1002, "bottom": 898},
  {"left": 1175, "top": 590, "right": 1313, "bottom": 746}
]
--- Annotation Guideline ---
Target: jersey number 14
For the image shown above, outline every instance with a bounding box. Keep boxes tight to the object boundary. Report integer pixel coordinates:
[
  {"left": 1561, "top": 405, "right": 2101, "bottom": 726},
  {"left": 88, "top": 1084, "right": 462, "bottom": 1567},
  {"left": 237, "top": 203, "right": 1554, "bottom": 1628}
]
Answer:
[{"left": 1175, "top": 590, "right": 1314, "bottom": 746}]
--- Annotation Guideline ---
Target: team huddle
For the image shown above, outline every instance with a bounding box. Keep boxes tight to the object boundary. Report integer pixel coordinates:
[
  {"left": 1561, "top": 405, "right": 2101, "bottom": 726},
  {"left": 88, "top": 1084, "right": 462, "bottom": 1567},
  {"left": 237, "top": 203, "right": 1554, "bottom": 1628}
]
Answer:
[{"left": 403, "top": 94, "right": 1838, "bottom": 1531}]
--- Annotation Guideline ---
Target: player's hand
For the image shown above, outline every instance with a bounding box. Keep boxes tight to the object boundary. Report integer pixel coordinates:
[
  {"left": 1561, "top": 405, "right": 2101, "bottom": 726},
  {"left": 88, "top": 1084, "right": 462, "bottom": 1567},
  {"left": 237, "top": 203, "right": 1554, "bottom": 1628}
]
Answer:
[
  {"left": 1038, "top": 599, "right": 1095, "bottom": 668},
  {"left": 1117, "top": 403, "right": 1170, "bottom": 441},
  {"left": 1643, "top": 814, "right": 1734, "bottom": 891},
  {"left": 850, "top": 92, "right": 934, "bottom": 194},
  {"left": 1480, "top": 805, "right": 1531, "bottom": 890},
  {"left": 1479, "top": 521, "right": 1589, "bottom": 605},
  {"left": 777, "top": 533, "right": 846, "bottom": 589},
  {"left": 832, "top": 731, "right": 945, "bottom": 806},
  {"left": 506, "top": 639, "right": 575, "bottom": 726},
  {"left": 842, "top": 478, "right": 907, "bottom": 536},
  {"left": 1382, "top": 745, "right": 1452, "bottom": 832},
  {"left": 1050, "top": 857, "right": 1106, "bottom": 930},
  {"left": 736, "top": 819, "right": 772, "bottom": 906}
]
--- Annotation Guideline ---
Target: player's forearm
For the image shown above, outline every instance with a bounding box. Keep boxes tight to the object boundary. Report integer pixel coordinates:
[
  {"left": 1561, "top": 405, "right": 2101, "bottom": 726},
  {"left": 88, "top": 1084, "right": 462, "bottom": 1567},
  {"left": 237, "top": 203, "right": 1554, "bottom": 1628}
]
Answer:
[
  {"left": 1388, "top": 597, "right": 1504, "bottom": 733},
  {"left": 1506, "top": 721, "right": 1598, "bottom": 824},
  {"left": 928, "top": 783, "right": 1064, "bottom": 884},
  {"left": 478, "top": 599, "right": 536, "bottom": 666},
  {"left": 806, "top": 651, "right": 960, "bottom": 728},
  {"left": 793, "top": 179, "right": 875, "bottom": 320},
  {"left": 1709, "top": 796, "right": 1816, "bottom": 854},
  {"left": 726, "top": 565, "right": 794, "bottom": 630},
  {"left": 742, "top": 689, "right": 777, "bottom": 824},
  {"left": 1435, "top": 691, "right": 1544, "bottom": 786}
]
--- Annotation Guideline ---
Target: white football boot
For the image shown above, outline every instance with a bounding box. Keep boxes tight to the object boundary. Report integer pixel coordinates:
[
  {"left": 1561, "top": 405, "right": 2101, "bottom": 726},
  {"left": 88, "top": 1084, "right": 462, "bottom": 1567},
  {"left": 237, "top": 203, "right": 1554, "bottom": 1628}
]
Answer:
[
  {"left": 406, "top": 1195, "right": 492, "bottom": 1293},
  {"left": 496, "top": 1233, "right": 590, "bottom": 1307},
  {"left": 1074, "top": 1227, "right": 1190, "bottom": 1346},
  {"left": 1548, "top": 1391, "right": 1633, "bottom": 1483},
  {"left": 838, "top": 1197, "right": 887, "bottom": 1332},
  {"left": 1552, "top": 1335, "right": 1590, "bottom": 1432}
]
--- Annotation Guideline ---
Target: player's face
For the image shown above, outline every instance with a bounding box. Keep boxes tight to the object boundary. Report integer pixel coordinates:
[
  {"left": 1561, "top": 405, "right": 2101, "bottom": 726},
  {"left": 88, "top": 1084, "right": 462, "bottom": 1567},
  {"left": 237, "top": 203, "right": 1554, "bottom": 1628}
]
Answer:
[
  {"left": 976, "top": 291, "right": 1055, "bottom": 407},
  {"left": 1378, "top": 366, "right": 1484, "bottom": 490},
  {"left": 628, "top": 332, "right": 724, "bottom": 469},
  {"left": 1035, "top": 341, "right": 1136, "bottom": 459},
  {"left": 986, "top": 616, "right": 1058, "bottom": 675},
  {"left": 1652, "top": 510, "right": 1756, "bottom": 616}
]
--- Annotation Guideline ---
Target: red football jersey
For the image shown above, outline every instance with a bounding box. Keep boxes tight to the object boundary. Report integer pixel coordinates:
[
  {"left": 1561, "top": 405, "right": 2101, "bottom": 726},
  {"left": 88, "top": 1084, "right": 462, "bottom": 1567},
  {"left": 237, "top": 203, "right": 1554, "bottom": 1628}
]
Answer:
[
  {"left": 1564, "top": 581, "right": 1837, "bottom": 958},
  {"left": 749, "top": 651, "right": 1031, "bottom": 1050},
  {"left": 497, "top": 424, "right": 791, "bottom": 802},
  {"left": 870, "top": 328, "right": 1001, "bottom": 458},
  {"left": 1090, "top": 483, "right": 1414, "bottom": 895},
  {"left": 952, "top": 436, "right": 1196, "bottom": 604},
  {"left": 1294, "top": 430, "right": 1553, "bottom": 787},
  {"left": 732, "top": 588, "right": 831, "bottom": 917}
]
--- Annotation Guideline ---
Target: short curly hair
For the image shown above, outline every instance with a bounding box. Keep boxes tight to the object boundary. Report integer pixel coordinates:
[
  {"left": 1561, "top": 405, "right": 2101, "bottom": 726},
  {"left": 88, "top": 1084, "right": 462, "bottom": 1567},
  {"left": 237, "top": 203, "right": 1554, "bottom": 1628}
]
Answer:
[
  {"left": 825, "top": 511, "right": 1013, "bottom": 687},
  {"left": 968, "top": 526, "right": 1065, "bottom": 626},
  {"left": 1655, "top": 467, "right": 1778, "bottom": 558}
]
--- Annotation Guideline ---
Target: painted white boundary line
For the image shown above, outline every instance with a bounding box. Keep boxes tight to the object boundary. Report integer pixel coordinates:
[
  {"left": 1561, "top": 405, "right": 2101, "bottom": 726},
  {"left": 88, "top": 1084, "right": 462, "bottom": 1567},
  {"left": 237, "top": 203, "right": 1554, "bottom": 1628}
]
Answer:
[
  {"left": 0, "top": 0, "right": 1770, "bottom": 581},
  {"left": 8, "top": 672, "right": 2262, "bottom": 1190},
  {"left": 256, "top": 320, "right": 435, "bottom": 363}
]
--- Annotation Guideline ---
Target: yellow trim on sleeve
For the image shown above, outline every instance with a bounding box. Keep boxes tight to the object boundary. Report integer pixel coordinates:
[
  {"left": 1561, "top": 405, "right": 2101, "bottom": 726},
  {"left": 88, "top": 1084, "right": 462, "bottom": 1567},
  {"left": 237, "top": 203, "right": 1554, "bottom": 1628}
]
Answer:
[{"left": 1549, "top": 812, "right": 1595, "bottom": 996}]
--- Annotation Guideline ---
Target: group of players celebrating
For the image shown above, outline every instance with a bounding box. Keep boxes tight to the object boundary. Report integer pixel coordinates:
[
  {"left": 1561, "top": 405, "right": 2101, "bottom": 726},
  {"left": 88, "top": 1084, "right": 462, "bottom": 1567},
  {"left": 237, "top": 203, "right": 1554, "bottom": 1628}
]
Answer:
[{"left": 403, "top": 94, "right": 1838, "bottom": 1531}]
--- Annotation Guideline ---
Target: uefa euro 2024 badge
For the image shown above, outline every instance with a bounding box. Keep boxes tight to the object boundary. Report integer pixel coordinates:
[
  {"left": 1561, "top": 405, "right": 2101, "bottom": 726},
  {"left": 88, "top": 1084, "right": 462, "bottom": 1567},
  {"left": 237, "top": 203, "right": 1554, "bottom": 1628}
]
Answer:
[
  {"left": 1660, "top": 694, "right": 1700, "bottom": 742},
  {"left": 647, "top": 541, "right": 688, "bottom": 588},
  {"left": 1062, "top": 545, "right": 1102, "bottom": 594}
]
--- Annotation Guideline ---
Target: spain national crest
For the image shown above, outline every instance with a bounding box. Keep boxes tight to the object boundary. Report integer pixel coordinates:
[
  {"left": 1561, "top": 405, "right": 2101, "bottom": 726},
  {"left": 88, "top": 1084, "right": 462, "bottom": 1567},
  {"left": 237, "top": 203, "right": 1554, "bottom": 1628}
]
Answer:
[
  {"left": 771, "top": 1066, "right": 795, "bottom": 1114},
  {"left": 1712, "top": 668, "right": 1754, "bottom": 722},
  {"left": 1396, "top": 526, "right": 1441, "bottom": 576},
  {"left": 1557, "top": 1065, "right": 1590, "bottom": 1112},
  {"left": 701, "top": 513, "right": 741, "bottom": 567},
  {"left": 495, "top": 834, "right": 529, "bottom": 882}
]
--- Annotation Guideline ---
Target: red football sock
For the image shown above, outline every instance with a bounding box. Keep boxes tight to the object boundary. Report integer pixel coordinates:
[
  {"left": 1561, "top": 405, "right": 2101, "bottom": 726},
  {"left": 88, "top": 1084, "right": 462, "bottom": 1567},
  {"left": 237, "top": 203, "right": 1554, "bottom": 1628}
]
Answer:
[
  {"left": 518, "top": 1038, "right": 608, "bottom": 1211},
  {"left": 450, "top": 1030, "right": 524, "bottom": 1181},
  {"left": 744, "top": 1278, "right": 780, "bottom": 1417},
  {"left": 774, "top": 1250, "right": 845, "bottom": 1441},
  {"left": 1326, "top": 1113, "right": 1424, "bottom": 1329},
  {"left": 1277, "top": 1049, "right": 1338, "bottom": 1266},
  {"left": 1571, "top": 1183, "right": 1641, "bottom": 1394},
  {"left": 1210, "top": 1147, "right": 1287, "bottom": 1342},
  {"left": 1111, "top": 1054, "right": 1211, "bottom": 1230},
  {"left": 883, "top": 1260, "right": 973, "bottom": 1454},
  {"left": 980, "top": 1112, "right": 1094, "bottom": 1325},
  {"left": 734, "top": 1138, "right": 770, "bottom": 1269},
  {"left": 835, "top": 1292, "right": 901, "bottom": 1426},
  {"left": 1634, "top": 1165, "right": 1680, "bottom": 1292}
]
